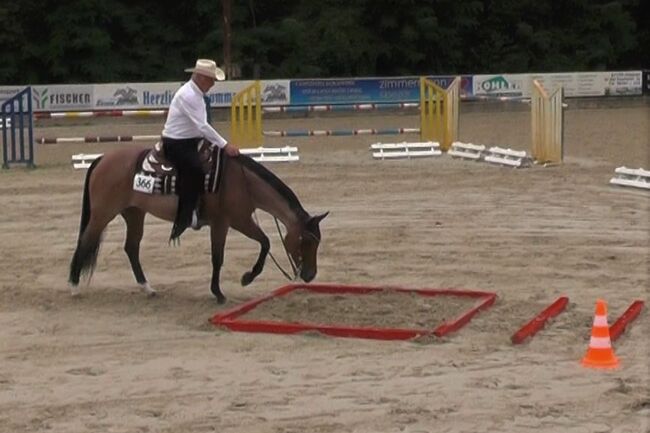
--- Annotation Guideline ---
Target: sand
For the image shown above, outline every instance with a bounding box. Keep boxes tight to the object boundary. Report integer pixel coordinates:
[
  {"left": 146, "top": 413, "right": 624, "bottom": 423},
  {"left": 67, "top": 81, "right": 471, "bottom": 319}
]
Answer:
[
  {"left": 0, "top": 101, "right": 649, "bottom": 433},
  {"left": 239, "top": 288, "right": 481, "bottom": 330}
]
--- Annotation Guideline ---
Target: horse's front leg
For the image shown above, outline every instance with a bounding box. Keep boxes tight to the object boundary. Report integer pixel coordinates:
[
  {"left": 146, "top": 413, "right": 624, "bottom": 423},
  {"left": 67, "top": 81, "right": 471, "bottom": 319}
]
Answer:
[
  {"left": 230, "top": 216, "right": 270, "bottom": 286},
  {"left": 209, "top": 217, "right": 229, "bottom": 304}
]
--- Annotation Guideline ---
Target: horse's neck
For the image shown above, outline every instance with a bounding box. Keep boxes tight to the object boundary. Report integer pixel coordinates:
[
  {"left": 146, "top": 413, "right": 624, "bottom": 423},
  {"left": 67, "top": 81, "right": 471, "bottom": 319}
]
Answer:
[{"left": 242, "top": 164, "right": 305, "bottom": 230}]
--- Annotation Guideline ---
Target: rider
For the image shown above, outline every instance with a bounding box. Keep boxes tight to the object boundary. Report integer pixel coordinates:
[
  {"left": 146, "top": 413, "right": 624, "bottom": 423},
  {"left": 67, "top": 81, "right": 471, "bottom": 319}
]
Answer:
[{"left": 161, "top": 59, "right": 240, "bottom": 241}]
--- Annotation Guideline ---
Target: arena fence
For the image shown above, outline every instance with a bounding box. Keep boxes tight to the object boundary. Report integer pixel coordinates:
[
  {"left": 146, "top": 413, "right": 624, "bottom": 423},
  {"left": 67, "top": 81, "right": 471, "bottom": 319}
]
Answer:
[
  {"left": 531, "top": 80, "right": 564, "bottom": 164},
  {"left": 2, "top": 87, "right": 34, "bottom": 168},
  {"left": 21, "top": 77, "right": 565, "bottom": 169}
]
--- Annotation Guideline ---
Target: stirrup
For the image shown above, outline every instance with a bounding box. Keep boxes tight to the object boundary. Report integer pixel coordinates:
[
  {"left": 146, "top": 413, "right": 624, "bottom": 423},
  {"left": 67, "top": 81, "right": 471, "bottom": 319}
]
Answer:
[{"left": 191, "top": 210, "right": 201, "bottom": 230}]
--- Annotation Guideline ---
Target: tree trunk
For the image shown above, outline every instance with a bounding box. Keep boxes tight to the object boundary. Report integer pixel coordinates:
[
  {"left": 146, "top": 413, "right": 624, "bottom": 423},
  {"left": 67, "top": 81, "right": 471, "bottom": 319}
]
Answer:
[{"left": 221, "top": 0, "right": 232, "bottom": 79}]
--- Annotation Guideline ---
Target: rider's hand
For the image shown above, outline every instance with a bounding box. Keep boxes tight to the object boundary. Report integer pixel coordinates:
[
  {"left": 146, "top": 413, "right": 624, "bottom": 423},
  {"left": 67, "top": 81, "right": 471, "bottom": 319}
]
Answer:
[{"left": 224, "top": 143, "right": 240, "bottom": 157}]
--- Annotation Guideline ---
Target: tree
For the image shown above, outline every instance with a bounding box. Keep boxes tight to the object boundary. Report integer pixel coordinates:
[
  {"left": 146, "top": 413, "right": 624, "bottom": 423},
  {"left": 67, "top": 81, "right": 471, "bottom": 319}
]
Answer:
[{"left": 0, "top": 0, "right": 646, "bottom": 84}]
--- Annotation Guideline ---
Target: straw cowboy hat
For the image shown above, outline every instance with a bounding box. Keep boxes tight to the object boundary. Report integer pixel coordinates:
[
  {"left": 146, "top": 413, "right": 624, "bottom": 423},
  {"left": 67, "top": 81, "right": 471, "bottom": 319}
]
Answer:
[{"left": 185, "top": 59, "right": 226, "bottom": 81}]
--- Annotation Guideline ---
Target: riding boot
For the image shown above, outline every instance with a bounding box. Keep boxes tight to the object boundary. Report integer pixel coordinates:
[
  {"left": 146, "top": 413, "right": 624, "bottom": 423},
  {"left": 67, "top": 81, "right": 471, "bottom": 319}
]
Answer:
[
  {"left": 170, "top": 188, "right": 194, "bottom": 242},
  {"left": 170, "top": 213, "right": 190, "bottom": 242},
  {"left": 191, "top": 194, "right": 212, "bottom": 231},
  {"left": 162, "top": 136, "right": 203, "bottom": 243}
]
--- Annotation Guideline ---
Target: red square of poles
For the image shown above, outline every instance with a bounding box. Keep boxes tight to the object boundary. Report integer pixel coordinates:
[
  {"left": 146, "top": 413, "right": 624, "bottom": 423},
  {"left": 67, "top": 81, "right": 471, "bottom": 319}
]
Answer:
[{"left": 211, "top": 283, "right": 497, "bottom": 341}]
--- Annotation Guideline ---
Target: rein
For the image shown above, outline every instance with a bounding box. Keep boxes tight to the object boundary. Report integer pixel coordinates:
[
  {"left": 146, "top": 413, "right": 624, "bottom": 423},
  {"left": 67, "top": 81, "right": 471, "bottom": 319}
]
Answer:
[
  {"left": 274, "top": 217, "right": 299, "bottom": 277},
  {"left": 238, "top": 157, "right": 300, "bottom": 281}
]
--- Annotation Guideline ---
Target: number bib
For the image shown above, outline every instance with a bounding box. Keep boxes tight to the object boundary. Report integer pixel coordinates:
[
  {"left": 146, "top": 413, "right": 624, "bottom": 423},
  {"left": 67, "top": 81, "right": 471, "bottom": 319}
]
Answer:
[{"left": 133, "top": 173, "right": 155, "bottom": 194}]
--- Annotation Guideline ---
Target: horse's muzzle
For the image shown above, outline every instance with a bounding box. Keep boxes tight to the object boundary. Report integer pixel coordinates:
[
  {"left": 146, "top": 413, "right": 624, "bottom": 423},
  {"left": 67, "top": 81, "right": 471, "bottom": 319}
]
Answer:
[{"left": 301, "top": 269, "right": 316, "bottom": 282}]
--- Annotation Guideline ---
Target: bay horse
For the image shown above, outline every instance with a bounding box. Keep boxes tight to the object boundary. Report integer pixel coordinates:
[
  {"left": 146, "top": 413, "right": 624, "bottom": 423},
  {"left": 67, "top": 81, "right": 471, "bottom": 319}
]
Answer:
[{"left": 68, "top": 145, "right": 327, "bottom": 303}]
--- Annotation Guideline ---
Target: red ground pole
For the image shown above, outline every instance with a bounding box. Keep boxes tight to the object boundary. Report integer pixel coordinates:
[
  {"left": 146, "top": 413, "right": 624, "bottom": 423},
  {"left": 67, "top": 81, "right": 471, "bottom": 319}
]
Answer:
[
  {"left": 511, "top": 296, "right": 569, "bottom": 345},
  {"left": 609, "top": 300, "right": 645, "bottom": 342},
  {"left": 211, "top": 283, "right": 497, "bottom": 341}
]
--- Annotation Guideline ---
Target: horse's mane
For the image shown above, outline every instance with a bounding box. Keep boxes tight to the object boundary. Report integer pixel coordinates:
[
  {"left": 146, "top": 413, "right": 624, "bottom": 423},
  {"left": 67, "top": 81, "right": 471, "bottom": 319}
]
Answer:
[{"left": 235, "top": 154, "right": 309, "bottom": 219}]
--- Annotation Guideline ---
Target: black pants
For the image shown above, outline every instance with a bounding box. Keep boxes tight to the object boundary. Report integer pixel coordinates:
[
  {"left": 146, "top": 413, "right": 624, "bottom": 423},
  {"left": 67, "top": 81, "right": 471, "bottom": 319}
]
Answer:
[{"left": 162, "top": 137, "right": 203, "bottom": 240}]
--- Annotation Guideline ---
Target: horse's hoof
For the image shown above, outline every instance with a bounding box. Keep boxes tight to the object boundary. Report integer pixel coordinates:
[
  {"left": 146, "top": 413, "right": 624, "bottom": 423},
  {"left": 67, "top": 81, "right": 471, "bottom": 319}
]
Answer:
[
  {"left": 212, "top": 291, "right": 226, "bottom": 305},
  {"left": 70, "top": 284, "right": 81, "bottom": 298},
  {"left": 241, "top": 272, "right": 254, "bottom": 286},
  {"left": 211, "top": 287, "right": 227, "bottom": 304},
  {"left": 140, "top": 282, "right": 157, "bottom": 297}
]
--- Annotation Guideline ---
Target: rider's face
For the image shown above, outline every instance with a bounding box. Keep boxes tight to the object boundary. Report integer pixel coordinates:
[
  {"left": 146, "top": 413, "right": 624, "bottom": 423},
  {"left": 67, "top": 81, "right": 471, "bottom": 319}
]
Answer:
[{"left": 195, "top": 74, "right": 216, "bottom": 93}]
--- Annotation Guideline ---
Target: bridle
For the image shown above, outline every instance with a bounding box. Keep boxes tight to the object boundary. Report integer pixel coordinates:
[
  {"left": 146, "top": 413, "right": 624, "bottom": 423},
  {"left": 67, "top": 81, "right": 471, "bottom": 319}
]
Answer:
[
  {"left": 239, "top": 158, "right": 319, "bottom": 281},
  {"left": 269, "top": 215, "right": 299, "bottom": 280}
]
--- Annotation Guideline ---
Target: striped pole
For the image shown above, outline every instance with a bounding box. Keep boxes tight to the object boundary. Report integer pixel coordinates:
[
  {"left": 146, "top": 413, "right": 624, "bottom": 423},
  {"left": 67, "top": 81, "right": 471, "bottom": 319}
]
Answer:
[
  {"left": 34, "top": 110, "right": 168, "bottom": 119},
  {"left": 263, "top": 102, "right": 419, "bottom": 113},
  {"left": 32, "top": 95, "right": 541, "bottom": 121},
  {"left": 262, "top": 128, "right": 420, "bottom": 137},
  {"left": 35, "top": 128, "right": 420, "bottom": 144},
  {"left": 35, "top": 135, "right": 161, "bottom": 144}
]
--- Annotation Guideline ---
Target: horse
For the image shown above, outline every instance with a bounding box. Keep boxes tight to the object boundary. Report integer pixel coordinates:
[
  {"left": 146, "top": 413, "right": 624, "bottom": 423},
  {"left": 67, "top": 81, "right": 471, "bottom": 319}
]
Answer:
[{"left": 68, "top": 145, "right": 328, "bottom": 304}]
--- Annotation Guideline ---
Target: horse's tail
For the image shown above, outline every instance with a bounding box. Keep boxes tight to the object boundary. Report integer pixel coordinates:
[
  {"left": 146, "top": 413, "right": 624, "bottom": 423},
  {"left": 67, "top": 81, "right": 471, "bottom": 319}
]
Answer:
[
  {"left": 78, "top": 156, "right": 101, "bottom": 239},
  {"left": 68, "top": 156, "right": 103, "bottom": 286}
]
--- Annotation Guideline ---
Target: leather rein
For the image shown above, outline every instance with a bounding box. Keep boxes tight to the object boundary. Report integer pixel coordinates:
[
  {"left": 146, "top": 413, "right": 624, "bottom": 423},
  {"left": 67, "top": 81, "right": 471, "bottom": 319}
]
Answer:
[{"left": 238, "top": 157, "right": 318, "bottom": 281}]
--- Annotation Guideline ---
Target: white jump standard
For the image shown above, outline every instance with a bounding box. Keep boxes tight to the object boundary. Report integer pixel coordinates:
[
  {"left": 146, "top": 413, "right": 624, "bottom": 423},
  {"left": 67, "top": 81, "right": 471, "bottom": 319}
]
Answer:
[
  {"left": 484, "top": 146, "right": 532, "bottom": 168},
  {"left": 448, "top": 142, "right": 486, "bottom": 161},
  {"left": 240, "top": 146, "right": 299, "bottom": 162},
  {"left": 370, "top": 141, "right": 442, "bottom": 160},
  {"left": 72, "top": 146, "right": 299, "bottom": 169},
  {"left": 72, "top": 153, "right": 104, "bottom": 169},
  {"left": 609, "top": 167, "right": 650, "bottom": 190}
]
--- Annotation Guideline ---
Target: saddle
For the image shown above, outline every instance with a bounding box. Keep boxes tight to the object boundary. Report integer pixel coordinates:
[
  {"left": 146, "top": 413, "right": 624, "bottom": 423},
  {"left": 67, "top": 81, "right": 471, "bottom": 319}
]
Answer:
[{"left": 133, "top": 140, "right": 225, "bottom": 195}]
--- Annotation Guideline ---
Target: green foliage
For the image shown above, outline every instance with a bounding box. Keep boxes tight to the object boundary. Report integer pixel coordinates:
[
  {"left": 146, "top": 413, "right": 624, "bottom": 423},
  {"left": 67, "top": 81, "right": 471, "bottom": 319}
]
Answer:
[{"left": 0, "top": 0, "right": 646, "bottom": 84}]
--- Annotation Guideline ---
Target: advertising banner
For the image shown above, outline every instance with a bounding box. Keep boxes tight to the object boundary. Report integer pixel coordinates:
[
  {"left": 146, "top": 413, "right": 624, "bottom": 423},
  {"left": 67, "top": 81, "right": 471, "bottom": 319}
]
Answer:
[
  {"left": 1, "top": 71, "right": 641, "bottom": 113},
  {"left": 94, "top": 82, "right": 182, "bottom": 109},
  {"left": 31, "top": 85, "right": 93, "bottom": 111},
  {"left": 427, "top": 76, "right": 473, "bottom": 97},
  {"left": 602, "top": 71, "right": 643, "bottom": 96},
  {"left": 93, "top": 80, "right": 291, "bottom": 109},
  {"left": 290, "top": 76, "right": 473, "bottom": 105},
  {"left": 205, "top": 79, "right": 290, "bottom": 107},
  {"left": 473, "top": 74, "right": 527, "bottom": 97},
  {"left": 258, "top": 80, "right": 291, "bottom": 105},
  {"left": 533, "top": 71, "right": 642, "bottom": 97},
  {"left": 207, "top": 80, "right": 260, "bottom": 108},
  {"left": 476, "top": 71, "right": 643, "bottom": 98},
  {"left": 0, "top": 87, "right": 23, "bottom": 105},
  {"left": 290, "top": 78, "right": 413, "bottom": 105}
]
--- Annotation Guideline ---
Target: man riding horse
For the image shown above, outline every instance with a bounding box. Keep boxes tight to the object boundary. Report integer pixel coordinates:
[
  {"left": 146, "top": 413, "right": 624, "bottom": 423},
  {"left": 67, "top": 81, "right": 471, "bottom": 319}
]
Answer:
[
  {"left": 162, "top": 59, "right": 240, "bottom": 241},
  {"left": 68, "top": 58, "right": 327, "bottom": 302}
]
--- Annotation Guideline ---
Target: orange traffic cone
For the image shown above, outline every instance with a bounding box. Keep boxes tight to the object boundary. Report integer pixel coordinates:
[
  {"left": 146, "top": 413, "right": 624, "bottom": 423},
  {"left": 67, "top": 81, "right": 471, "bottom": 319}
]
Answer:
[{"left": 581, "top": 299, "right": 619, "bottom": 369}]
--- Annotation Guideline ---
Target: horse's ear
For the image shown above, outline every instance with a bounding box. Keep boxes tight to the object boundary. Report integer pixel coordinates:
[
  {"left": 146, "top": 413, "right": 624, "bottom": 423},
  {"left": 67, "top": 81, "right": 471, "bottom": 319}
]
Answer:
[{"left": 311, "top": 212, "right": 329, "bottom": 225}]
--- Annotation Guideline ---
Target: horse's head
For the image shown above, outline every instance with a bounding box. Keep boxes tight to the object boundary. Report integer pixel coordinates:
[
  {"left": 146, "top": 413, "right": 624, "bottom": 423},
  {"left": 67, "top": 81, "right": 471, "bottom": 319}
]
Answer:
[{"left": 285, "top": 212, "right": 328, "bottom": 282}]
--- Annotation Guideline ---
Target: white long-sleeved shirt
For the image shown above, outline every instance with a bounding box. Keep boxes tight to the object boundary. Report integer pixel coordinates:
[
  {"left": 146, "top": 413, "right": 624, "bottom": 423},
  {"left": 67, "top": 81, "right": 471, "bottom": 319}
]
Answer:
[{"left": 162, "top": 80, "right": 228, "bottom": 148}]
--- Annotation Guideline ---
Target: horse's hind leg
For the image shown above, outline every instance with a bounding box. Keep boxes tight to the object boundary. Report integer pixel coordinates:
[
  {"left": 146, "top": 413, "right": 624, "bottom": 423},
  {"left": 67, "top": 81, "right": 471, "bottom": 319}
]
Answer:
[
  {"left": 230, "top": 216, "right": 270, "bottom": 287},
  {"left": 121, "top": 207, "right": 155, "bottom": 297}
]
